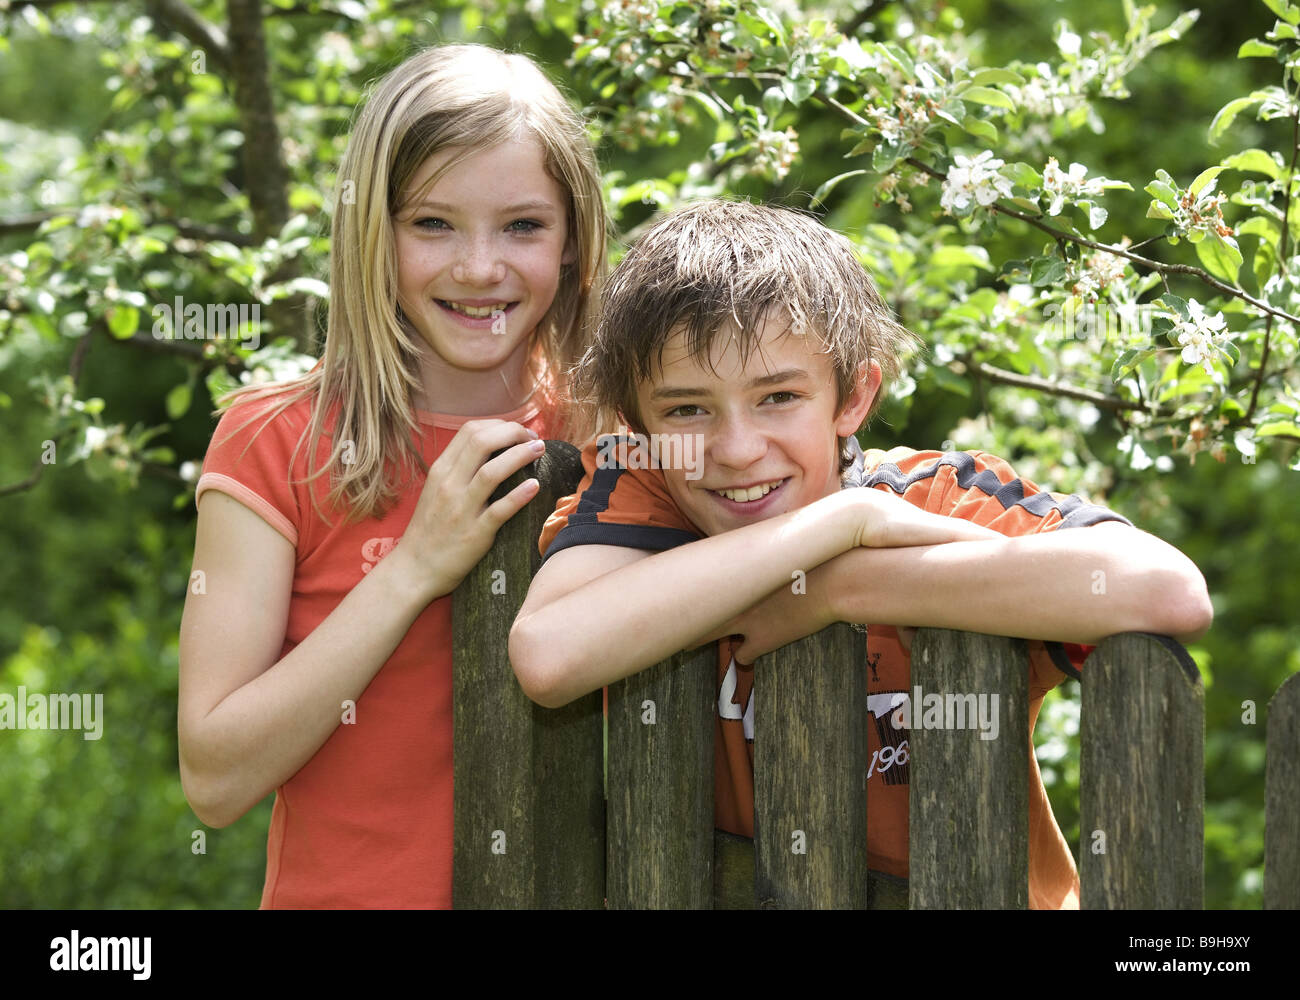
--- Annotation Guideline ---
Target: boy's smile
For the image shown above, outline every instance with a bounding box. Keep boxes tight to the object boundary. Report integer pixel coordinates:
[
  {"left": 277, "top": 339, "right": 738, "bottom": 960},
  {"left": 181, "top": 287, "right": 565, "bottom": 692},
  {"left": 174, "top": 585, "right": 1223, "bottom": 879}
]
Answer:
[{"left": 632, "top": 311, "right": 881, "bottom": 538}]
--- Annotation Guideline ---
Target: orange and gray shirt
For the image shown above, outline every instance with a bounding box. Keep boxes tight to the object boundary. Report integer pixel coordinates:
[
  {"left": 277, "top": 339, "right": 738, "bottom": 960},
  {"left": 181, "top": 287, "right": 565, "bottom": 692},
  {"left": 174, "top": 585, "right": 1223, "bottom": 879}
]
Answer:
[{"left": 537, "top": 435, "right": 1134, "bottom": 910}]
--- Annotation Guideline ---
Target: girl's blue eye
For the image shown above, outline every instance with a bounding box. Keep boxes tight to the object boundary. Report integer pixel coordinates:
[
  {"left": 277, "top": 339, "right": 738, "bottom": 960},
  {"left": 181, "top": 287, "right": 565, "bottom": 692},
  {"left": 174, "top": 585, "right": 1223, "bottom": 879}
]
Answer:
[
  {"left": 415, "top": 217, "right": 449, "bottom": 230},
  {"left": 509, "top": 219, "right": 543, "bottom": 232}
]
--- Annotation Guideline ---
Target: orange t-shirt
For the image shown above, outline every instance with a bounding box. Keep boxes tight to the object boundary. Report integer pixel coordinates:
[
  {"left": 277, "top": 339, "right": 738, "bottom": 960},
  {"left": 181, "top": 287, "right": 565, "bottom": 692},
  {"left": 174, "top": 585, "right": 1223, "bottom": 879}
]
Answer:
[
  {"left": 538, "top": 434, "right": 1131, "bottom": 910},
  {"left": 195, "top": 388, "right": 553, "bottom": 909}
]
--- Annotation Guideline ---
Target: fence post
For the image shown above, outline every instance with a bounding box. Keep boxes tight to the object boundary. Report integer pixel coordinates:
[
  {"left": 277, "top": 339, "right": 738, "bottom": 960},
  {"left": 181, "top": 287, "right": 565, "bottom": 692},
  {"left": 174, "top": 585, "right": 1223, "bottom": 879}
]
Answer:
[
  {"left": 1080, "top": 633, "right": 1203, "bottom": 909},
  {"left": 606, "top": 646, "right": 715, "bottom": 908},
  {"left": 452, "top": 440, "right": 603, "bottom": 908},
  {"left": 753, "top": 622, "right": 869, "bottom": 908},
  {"left": 909, "top": 629, "right": 1030, "bottom": 909},
  {"left": 1265, "top": 671, "right": 1300, "bottom": 909}
]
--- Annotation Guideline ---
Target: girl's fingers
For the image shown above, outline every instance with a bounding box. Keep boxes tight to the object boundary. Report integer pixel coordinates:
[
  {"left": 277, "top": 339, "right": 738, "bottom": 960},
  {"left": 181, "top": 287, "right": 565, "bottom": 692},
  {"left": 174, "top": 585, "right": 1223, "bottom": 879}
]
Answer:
[
  {"left": 482, "top": 475, "right": 541, "bottom": 528},
  {"left": 440, "top": 420, "right": 538, "bottom": 484},
  {"left": 469, "top": 438, "right": 548, "bottom": 506}
]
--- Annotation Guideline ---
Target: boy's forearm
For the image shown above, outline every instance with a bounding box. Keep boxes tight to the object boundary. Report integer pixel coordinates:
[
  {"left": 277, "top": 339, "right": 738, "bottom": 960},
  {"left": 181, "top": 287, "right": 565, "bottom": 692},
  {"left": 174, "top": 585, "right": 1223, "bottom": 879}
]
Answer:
[
  {"left": 817, "top": 523, "right": 1212, "bottom": 645},
  {"left": 511, "top": 495, "right": 860, "bottom": 706}
]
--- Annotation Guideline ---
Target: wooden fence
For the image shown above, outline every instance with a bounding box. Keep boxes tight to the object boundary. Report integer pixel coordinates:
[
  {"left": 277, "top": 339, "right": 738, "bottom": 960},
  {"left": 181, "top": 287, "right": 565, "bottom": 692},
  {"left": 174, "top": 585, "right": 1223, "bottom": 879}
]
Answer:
[{"left": 452, "top": 441, "right": 1300, "bottom": 909}]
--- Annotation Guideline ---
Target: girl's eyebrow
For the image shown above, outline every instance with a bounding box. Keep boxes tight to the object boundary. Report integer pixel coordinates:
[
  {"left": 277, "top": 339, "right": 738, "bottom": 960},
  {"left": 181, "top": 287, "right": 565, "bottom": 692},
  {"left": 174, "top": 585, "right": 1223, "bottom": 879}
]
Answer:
[{"left": 411, "top": 199, "right": 560, "bottom": 215}]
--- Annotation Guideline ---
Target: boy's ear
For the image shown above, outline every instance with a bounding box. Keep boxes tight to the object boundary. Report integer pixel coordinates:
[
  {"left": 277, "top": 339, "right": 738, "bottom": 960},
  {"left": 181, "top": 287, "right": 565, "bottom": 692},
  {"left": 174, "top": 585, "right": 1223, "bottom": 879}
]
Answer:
[{"left": 834, "top": 361, "right": 883, "bottom": 437}]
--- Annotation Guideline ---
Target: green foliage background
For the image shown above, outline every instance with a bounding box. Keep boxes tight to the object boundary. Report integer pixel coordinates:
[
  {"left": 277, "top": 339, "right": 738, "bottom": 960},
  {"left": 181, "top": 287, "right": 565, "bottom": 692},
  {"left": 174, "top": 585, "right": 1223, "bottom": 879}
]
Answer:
[{"left": 1, "top": 0, "right": 1296, "bottom": 909}]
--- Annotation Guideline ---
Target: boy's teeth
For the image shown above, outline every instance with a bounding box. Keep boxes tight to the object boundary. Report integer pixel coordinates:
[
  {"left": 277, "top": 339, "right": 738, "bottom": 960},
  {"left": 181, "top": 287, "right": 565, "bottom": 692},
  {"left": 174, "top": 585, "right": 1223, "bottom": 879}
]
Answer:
[
  {"left": 716, "top": 480, "right": 782, "bottom": 502},
  {"left": 443, "top": 301, "right": 508, "bottom": 318}
]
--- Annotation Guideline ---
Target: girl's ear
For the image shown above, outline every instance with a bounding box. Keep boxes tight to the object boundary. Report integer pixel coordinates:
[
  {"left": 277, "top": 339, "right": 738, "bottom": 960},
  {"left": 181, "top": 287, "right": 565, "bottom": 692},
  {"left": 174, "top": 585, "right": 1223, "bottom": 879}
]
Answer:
[
  {"left": 833, "top": 360, "right": 883, "bottom": 437},
  {"left": 562, "top": 234, "right": 578, "bottom": 267}
]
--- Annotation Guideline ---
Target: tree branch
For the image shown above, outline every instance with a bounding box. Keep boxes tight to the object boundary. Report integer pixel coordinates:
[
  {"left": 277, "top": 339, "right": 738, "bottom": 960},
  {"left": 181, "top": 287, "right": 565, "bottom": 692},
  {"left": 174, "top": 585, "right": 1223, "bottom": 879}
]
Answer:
[
  {"left": 960, "top": 357, "right": 1163, "bottom": 413},
  {"left": 0, "top": 209, "right": 257, "bottom": 246},
  {"left": 813, "top": 93, "right": 1300, "bottom": 327},
  {"left": 142, "top": 0, "right": 230, "bottom": 74}
]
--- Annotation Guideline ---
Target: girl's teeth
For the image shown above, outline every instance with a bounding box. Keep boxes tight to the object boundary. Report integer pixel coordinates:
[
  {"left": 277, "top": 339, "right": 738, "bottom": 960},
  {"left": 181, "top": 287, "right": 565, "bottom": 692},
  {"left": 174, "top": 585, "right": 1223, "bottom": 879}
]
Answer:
[
  {"left": 443, "top": 301, "right": 508, "bottom": 318},
  {"left": 718, "top": 481, "right": 782, "bottom": 502}
]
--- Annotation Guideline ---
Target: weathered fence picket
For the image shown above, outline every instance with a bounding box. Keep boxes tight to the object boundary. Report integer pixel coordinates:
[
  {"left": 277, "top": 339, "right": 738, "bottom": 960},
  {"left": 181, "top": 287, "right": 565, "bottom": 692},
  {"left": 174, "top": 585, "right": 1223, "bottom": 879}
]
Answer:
[
  {"left": 450, "top": 440, "right": 1286, "bottom": 910},
  {"left": 1080, "top": 634, "right": 1204, "bottom": 909},
  {"left": 451, "top": 442, "right": 603, "bottom": 908},
  {"left": 1265, "top": 672, "right": 1300, "bottom": 909}
]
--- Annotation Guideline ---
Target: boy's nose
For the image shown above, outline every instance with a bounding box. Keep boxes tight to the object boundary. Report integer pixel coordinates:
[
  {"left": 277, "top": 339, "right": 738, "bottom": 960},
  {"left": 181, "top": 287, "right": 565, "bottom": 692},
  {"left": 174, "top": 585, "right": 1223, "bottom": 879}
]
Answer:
[
  {"left": 709, "top": 415, "right": 768, "bottom": 470},
  {"left": 451, "top": 237, "right": 507, "bottom": 286}
]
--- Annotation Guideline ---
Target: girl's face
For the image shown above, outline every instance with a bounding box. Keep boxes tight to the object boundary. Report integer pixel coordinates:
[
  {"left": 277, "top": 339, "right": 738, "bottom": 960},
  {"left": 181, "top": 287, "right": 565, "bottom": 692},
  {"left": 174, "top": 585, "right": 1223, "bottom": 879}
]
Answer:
[{"left": 392, "top": 137, "right": 574, "bottom": 412}]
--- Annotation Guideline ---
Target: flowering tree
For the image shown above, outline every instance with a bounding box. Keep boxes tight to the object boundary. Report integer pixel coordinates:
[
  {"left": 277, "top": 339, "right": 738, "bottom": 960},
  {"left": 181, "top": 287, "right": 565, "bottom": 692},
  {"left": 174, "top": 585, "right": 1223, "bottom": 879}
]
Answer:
[
  {"left": 573, "top": 0, "right": 1300, "bottom": 492},
  {"left": 1, "top": 0, "right": 1297, "bottom": 496}
]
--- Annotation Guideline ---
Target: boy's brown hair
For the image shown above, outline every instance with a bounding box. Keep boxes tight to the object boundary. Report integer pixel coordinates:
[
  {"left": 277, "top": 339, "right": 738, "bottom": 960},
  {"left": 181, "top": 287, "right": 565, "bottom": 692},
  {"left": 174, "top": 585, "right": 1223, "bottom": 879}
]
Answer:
[{"left": 572, "top": 199, "right": 919, "bottom": 467}]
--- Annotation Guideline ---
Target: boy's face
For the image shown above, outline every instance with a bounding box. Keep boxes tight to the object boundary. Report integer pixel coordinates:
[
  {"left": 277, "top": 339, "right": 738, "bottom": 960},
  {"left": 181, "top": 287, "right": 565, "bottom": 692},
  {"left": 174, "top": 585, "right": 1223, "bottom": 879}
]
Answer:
[{"left": 631, "top": 312, "right": 881, "bottom": 538}]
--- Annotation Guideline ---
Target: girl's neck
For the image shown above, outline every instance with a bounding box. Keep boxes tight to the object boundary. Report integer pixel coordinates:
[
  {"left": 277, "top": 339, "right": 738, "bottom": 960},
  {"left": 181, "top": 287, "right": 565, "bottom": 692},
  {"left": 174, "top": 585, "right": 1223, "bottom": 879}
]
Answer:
[{"left": 409, "top": 339, "right": 540, "bottom": 417}]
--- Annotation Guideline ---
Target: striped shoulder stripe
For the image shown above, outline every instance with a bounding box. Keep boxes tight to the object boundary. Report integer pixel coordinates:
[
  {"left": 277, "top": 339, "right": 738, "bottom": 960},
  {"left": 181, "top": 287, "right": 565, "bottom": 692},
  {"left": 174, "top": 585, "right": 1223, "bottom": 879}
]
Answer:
[{"left": 859, "top": 451, "right": 1133, "bottom": 529}]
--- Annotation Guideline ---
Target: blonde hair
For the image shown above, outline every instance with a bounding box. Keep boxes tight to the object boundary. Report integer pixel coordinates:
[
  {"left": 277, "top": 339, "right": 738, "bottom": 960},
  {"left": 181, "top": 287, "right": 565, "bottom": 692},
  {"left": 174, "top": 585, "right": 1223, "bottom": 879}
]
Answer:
[{"left": 218, "top": 44, "right": 607, "bottom": 522}]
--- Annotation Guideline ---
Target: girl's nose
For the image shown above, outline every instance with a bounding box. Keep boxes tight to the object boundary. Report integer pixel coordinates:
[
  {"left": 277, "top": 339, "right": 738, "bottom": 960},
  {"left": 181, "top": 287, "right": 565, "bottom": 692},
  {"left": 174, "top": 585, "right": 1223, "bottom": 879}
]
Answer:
[{"left": 452, "top": 237, "right": 507, "bottom": 286}]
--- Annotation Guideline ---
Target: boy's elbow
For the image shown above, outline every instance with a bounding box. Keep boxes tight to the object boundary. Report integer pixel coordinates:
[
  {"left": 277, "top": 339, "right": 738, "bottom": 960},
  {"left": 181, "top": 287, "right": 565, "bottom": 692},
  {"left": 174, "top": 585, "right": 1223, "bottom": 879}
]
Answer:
[
  {"left": 508, "top": 616, "right": 574, "bottom": 709},
  {"left": 1147, "top": 561, "right": 1213, "bottom": 644}
]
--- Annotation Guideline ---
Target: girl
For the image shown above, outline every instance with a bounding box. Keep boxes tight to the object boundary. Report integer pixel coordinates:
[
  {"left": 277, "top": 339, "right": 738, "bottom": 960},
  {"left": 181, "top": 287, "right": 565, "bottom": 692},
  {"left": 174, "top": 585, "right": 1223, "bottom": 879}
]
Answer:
[{"left": 177, "top": 44, "right": 608, "bottom": 908}]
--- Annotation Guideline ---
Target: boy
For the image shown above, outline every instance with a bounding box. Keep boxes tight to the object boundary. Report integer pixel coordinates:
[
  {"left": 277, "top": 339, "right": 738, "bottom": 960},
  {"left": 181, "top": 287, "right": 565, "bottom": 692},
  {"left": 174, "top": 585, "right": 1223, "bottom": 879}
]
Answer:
[{"left": 508, "top": 199, "right": 1212, "bottom": 909}]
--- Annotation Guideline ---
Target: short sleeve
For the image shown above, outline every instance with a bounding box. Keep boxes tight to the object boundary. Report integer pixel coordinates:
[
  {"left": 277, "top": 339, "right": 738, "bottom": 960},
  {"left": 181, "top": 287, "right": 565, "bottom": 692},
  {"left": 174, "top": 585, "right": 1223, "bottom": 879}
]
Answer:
[
  {"left": 857, "top": 448, "right": 1133, "bottom": 535},
  {"left": 195, "top": 394, "right": 310, "bottom": 548},
  {"left": 857, "top": 447, "right": 1134, "bottom": 688},
  {"left": 538, "top": 433, "right": 702, "bottom": 559}
]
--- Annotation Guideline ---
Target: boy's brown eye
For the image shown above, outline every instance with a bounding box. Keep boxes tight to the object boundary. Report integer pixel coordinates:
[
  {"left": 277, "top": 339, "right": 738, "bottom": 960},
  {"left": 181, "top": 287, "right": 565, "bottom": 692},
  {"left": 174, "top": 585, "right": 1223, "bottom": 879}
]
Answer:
[{"left": 667, "top": 404, "right": 702, "bottom": 418}]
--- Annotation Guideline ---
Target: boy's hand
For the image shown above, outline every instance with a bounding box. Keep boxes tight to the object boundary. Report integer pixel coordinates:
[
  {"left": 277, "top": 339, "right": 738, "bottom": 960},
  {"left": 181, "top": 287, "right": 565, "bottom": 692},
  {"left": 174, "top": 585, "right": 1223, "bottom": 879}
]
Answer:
[
  {"left": 690, "top": 567, "right": 837, "bottom": 664},
  {"left": 847, "top": 487, "right": 1003, "bottom": 548}
]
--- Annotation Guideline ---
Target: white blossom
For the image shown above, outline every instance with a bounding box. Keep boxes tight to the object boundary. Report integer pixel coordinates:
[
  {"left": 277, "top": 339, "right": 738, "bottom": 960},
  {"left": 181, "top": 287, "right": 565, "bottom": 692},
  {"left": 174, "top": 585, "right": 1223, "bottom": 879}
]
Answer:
[
  {"left": 1173, "top": 299, "right": 1231, "bottom": 378},
  {"left": 940, "top": 151, "right": 1013, "bottom": 214},
  {"left": 1042, "top": 157, "right": 1105, "bottom": 216}
]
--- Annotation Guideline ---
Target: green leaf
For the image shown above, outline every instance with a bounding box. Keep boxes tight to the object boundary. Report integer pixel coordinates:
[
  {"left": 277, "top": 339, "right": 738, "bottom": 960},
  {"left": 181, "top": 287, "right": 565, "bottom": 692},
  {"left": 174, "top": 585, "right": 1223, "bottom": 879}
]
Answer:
[
  {"left": 1029, "top": 256, "right": 1067, "bottom": 287},
  {"left": 762, "top": 86, "right": 785, "bottom": 118},
  {"left": 1221, "top": 148, "right": 1283, "bottom": 180},
  {"left": 811, "top": 170, "right": 867, "bottom": 207},
  {"left": 1221, "top": 340, "right": 1241, "bottom": 365},
  {"left": 106, "top": 306, "right": 140, "bottom": 340},
  {"left": 1145, "top": 179, "right": 1179, "bottom": 209},
  {"left": 1238, "top": 215, "right": 1281, "bottom": 250},
  {"left": 970, "top": 68, "right": 1025, "bottom": 86},
  {"left": 1158, "top": 294, "right": 1192, "bottom": 321},
  {"left": 928, "top": 246, "right": 993, "bottom": 270},
  {"left": 1002, "top": 161, "right": 1042, "bottom": 189},
  {"left": 930, "top": 367, "right": 972, "bottom": 397},
  {"left": 958, "top": 86, "right": 1015, "bottom": 110},
  {"left": 781, "top": 76, "right": 816, "bottom": 105},
  {"left": 1238, "top": 38, "right": 1280, "bottom": 57},
  {"left": 1189, "top": 165, "right": 1225, "bottom": 197},
  {"left": 961, "top": 117, "right": 999, "bottom": 143},
  {"left": 1209, "top": 96, "right": 1264, "bottom": 143},
  {"left": 1262, "top": 0, "right": 1300, "bottom": 25},
  {"left": 1195, "top": 233, "right": 1243, "bottom": 283},
  {"left": 1256, "top": 420, "right": 1300, "bottom": 438},
  {"left": 165, "top": 383, "right": 192, "bottom": 420},
  {"left": 1112, "top": 348, "right": 1157, "bottom": 380}
]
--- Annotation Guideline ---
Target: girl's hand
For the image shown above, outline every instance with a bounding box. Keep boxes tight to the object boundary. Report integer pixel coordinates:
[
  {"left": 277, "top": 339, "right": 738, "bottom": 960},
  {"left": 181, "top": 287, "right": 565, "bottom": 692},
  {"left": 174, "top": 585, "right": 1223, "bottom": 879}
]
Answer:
[{"left": 392, "top": 419, "right": 547, "bottom": 602}]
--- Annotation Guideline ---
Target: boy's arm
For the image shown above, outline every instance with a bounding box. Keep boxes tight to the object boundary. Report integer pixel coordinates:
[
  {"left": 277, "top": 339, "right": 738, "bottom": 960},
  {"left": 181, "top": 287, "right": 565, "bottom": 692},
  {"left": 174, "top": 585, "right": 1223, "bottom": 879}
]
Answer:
[
  {"left": 509, "top": 486, "right": 1001, "bottom": 708},
  {"left": 705, "top": 521, "right": 1212, "bottom": 664}
]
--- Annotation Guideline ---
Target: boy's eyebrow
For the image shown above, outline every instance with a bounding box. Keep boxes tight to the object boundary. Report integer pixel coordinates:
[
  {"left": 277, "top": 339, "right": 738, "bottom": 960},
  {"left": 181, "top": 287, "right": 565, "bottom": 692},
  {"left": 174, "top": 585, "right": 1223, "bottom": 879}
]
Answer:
[
  {"left": 649, "top": 368, "right": 813, "bottom": 400},
  {"left": 411, "top": 199, "right": 560, "bottom": 215}
]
